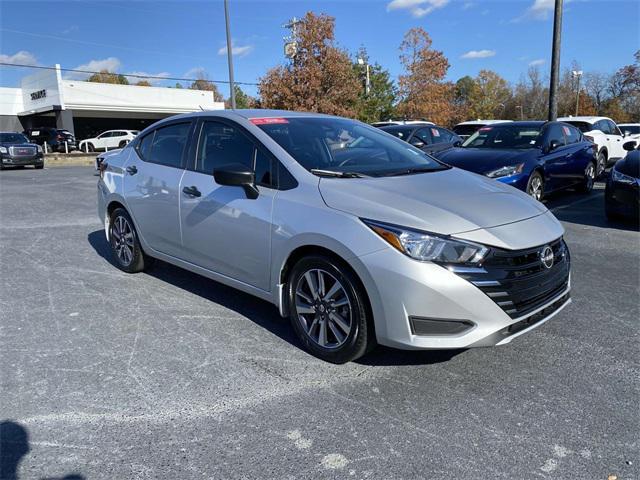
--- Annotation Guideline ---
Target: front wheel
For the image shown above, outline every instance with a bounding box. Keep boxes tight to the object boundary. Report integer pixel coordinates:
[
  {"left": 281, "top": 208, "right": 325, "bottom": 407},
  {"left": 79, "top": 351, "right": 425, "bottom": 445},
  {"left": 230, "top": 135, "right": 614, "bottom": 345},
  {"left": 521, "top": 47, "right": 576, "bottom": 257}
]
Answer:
[
  {"left": 108, "top": 208, "right": 151, "bottom": 273},
  {"left": 287, "top": 255, "right": 373, "bottom": 364},
  {"left": 526, "top": 171, "right": 544, "bottom": 201},
  {"left": 596, "top": 150, "right": 607, "bottom": 177},
  {"left": 578, "top": 162, "right": 596, "bottom": 193}
]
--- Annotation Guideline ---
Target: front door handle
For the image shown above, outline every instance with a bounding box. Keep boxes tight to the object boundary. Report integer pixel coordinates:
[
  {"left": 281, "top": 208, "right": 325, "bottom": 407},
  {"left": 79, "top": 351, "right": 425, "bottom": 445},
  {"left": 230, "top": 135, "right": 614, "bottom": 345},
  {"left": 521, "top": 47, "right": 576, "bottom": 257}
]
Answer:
[
  {"left": 182, "top": 186, "right": 201, "bottom": 197},
  {"left": 126, "top": 165, "right": 138, "bottom": 175}
]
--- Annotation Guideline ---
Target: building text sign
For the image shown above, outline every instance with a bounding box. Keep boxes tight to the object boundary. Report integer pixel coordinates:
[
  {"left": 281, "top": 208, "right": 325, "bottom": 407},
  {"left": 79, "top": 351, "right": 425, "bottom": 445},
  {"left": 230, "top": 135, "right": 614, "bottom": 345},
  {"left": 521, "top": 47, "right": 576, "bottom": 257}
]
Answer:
[{"left": 30, "top": 89, "right": 46, "bottom": 101}]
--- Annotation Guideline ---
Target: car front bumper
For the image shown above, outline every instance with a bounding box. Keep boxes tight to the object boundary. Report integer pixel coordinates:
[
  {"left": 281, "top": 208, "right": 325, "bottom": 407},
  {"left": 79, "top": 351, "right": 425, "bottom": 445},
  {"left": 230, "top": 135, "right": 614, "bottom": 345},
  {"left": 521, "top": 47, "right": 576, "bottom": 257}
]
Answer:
[
  {"left": 1, "top": 154, "right": 44, "bottom": 166},
  {"left": 358, "top": 238, "right": 570, "bottom": 351}
]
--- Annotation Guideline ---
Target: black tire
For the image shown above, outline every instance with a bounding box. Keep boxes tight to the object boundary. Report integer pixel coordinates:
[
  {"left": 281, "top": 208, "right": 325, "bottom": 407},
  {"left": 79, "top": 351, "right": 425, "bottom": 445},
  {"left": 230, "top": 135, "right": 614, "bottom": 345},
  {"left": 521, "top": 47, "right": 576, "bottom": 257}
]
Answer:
[
  {"left": 287, "top": 255, "right": 374, "bottom": 364},
  {"left": 108, "top": 208, "right": 151, "bottom": 273},
  {"left": 86, "top": 143, "right": 95, "bottom": 153},
  {"left": 118, "top": 140, "right": 128, "bottom": 148},
  {"left": 34, "top": 164, "right": 44, "bottom": 170},
  {"left": 526, "top": 171, "right": 545, "bottom": 201},
  {"left": 596, "top": 150, "right": 607, "bottom": 177},
  {"left": 577, "top": 161, "right": 596, "bottom": 193}
]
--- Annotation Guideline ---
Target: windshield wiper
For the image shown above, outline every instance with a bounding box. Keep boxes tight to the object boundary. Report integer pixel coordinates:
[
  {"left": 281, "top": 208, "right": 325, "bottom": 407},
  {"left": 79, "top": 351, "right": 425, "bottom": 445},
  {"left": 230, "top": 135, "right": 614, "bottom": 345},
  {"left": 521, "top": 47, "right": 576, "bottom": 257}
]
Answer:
[
  {"left": 310, "top": 169, "right": 367, "bottom": 178},
  {"left": 382, "top": 166, "right": 448, "bottom": 177}
]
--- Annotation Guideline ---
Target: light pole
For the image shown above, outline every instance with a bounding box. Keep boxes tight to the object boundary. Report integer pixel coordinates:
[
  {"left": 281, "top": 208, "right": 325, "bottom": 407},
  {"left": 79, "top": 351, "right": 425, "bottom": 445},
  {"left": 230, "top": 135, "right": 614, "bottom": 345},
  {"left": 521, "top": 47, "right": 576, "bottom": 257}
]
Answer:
[
  {"left": 572, "top": 70, "right": 583, "bottom": 116},
  {"left": 548, "top": 0, "right": 563, "bottom": 121},
  {"left": 356, "top": 56, "right": 370, "bottom": 95},
  {"left": 224, "top": 0, "right": 236, "bottom": 109}
]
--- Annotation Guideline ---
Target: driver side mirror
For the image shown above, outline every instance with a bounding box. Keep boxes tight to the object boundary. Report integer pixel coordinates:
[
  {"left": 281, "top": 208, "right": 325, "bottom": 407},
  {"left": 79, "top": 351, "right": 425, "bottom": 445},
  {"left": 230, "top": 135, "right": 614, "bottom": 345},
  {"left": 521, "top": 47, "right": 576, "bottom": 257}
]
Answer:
[
  {"left": 623, "top": 140, "right": 637, "bottom": 152},
  {"left": 409, "top": 138, "right": 425, "bottom": 148},
  {"left": 453, "top": 140, "right": 462, "bottom": 147},
  {"left": 547, "top": 139, "right": 562, "bottom": 152},
  {"left": 213, "top": 163, "right": 259, "bottom": 199}
]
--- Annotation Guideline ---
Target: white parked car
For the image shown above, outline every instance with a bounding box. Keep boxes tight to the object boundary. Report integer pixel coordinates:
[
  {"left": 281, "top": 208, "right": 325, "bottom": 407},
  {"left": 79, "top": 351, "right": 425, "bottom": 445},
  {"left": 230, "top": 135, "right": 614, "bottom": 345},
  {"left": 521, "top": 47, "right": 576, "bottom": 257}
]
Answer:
[
  {"left": 618, "top": 123, "right": 640, "bottom": 147},
  {"left": 79, "top": 130, "right": 139, "bottom": 152},
  {"left": 452, "top": 120, "right": 513, "bottom": 140},
  {"left": 557, "top": 116, "right": 626, "bottom": 174}
]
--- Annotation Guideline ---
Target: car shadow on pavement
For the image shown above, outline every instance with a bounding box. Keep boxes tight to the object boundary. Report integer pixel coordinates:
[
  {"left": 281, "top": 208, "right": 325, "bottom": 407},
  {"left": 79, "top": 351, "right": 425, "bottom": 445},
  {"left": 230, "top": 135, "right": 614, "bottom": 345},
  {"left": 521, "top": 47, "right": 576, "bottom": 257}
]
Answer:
[
  {"left": 544, "top": 182, "right": 639, "bottom": 232},
  {"left": 0, "top": 421, "right": 85, "bottom": 480},
  {"left": 88, "top": 230, "right": 468, "bottom": 366}
]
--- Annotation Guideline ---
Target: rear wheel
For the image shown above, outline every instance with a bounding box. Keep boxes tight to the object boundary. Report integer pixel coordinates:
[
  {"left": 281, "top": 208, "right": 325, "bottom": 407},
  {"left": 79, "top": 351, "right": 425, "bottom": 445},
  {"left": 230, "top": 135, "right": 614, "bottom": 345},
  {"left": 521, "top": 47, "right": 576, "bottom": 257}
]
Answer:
[
  {"left": 596, "top": 150, "right": 607, "bottom": 177},
  {"left": 118, "top": 140, "right": 129, "bottom": 148},
  {"left": 526, "top": 171, "right": 544, "bottom": 201},
  {"left": 108, "top": 208, "right": 151, "bottom": 273},
  {"left": 287, "top": 255, "right": 373, "bottom": 364},
  {"left": 86, "top": 143, "right": 95, "bottom": 153},
  {"left": 578, "top": 161, "right": 596, "bottom": 193}
]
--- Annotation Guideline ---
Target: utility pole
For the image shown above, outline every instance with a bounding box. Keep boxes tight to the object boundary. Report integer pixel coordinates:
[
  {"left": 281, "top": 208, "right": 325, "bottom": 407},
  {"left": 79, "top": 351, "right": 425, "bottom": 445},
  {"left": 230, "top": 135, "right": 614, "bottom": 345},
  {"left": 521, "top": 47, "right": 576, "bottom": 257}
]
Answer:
[
  {"left": 224, "top": 0, "right": 236, "bottom": 109},
  {"left": 356, "top": 56, "right": 371, "bottom": 95},
  {"left": 548, "top": 0, "right": 563, "bottom": 121},
  {"left": 572, "top": 70, "right": 583, "bottom": 116},
  {"left": 283, "top": 16, "right": 301, "bottom": 63}
]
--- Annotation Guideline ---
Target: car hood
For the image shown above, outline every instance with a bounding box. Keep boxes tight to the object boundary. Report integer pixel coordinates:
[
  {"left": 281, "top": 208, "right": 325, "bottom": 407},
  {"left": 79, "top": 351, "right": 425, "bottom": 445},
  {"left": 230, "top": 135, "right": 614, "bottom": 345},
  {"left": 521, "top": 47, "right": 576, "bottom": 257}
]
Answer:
[
  {"left": 435, "top": 148, "right": 536, "bottom": 175},
  {"left": 318, "top": 167, "right": 548, "bottom": 236}
]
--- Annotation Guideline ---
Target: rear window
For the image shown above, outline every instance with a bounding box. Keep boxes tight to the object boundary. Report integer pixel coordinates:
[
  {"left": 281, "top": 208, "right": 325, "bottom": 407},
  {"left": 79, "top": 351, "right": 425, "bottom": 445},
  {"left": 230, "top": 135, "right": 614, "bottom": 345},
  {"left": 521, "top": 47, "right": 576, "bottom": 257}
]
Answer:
[
  {"left": 619, "top": 125, "right": 640, "bottom": 136},
  {"left": 380, "top": 126, "right": 414, "bottom": 140},
  {"left": 453, "top": 124, "right": 482, "bottom": 137},
  {"left": 565, "top": 121, "right": 593, "bottom": 133}
]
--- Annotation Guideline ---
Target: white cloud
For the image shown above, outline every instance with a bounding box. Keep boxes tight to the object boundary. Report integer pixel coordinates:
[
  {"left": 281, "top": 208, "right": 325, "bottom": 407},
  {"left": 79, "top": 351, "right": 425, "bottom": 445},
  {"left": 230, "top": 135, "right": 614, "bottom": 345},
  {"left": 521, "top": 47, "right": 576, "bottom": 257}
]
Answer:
[
  {"left": 0, "top": 50, "right": 38, "bottom": 66},
  {"left": 513, "top": 0, "right": 570, "bottom": 22},
  {"left": 387, "top": 0, "right": 449, "bottom": 18},
  {"left": 461, "top": 49, "right": 496, "bottom": 59},
  {"left": 127, "top": 71, "right": 171, "bottom": 85},
  {"left": 529, "top": 58, "right": 545, "bottom": 67},
  {"left": 462, "top": 2, "right": 475, "bottom": 10},
  {"left": 66, "top": 57, "right": 122, "bottom": 79},
  {"left": 217, "top": 43, "right": 254, "bottom": 57},
  {"left": 62, "top": 25, "right": 79, "bottom": 35}
]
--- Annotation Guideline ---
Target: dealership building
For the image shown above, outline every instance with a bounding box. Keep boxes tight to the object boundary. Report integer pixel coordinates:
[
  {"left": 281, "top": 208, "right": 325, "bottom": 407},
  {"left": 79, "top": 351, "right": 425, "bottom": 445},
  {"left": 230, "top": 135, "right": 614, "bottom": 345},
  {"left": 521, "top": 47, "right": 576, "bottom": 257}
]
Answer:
[{"left": 0, "top": 65, "right": 225, "bottom": 139}]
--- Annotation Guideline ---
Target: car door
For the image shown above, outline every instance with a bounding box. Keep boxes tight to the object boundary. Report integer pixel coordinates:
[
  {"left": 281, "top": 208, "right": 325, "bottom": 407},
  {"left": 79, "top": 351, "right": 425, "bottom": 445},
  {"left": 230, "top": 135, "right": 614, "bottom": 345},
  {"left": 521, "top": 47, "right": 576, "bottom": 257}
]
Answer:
[
  {"left": 123, "top": 121, "right": 193, "bottom": 258},
  {"left": 178, "top": 119, "right": 277, "bottom": 291},
  {"left": 94, "top": 132, "right": 109, "bottom": 150},
  {"left": 540, "top": 124, "right": 571, "bottom": 191},
  {"left": 606, "top": 120, "right": 625, "bottom": 160},
  {"left": 561, "top": 124, "right": 592, "bottom": 184}
]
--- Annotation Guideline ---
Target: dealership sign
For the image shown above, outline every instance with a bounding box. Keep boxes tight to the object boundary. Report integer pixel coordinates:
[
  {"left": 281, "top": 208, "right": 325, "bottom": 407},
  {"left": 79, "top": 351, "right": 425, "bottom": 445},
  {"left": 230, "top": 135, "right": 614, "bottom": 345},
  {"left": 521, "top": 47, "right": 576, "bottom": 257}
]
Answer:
[{"left": 30, "top": 89, "right": 47, "bottom": 101}]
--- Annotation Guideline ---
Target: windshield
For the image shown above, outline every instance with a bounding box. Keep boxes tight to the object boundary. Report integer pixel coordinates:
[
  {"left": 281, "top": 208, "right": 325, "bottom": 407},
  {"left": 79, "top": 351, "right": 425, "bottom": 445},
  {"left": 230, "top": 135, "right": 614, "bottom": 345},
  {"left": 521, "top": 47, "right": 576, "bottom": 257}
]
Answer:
[
  {"left": 462, "top": 124, "right": 542, "bottom": 149},
  {"left": 256, "top": 117, "right": 447, "bottom": 177},
  {"left": 0, "top": 133, "right": 29, "bottom": 144},
  {"left": 620, "top": 125, "right": 640, "bottom": 135}
]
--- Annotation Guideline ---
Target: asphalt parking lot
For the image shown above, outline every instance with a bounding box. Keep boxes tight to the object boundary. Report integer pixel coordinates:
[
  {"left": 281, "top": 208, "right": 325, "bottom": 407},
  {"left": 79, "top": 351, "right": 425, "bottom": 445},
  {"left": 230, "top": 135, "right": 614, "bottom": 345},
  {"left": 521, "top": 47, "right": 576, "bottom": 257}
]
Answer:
[{"left": 0, "top": 166, "right": 638, "bottom": 480}]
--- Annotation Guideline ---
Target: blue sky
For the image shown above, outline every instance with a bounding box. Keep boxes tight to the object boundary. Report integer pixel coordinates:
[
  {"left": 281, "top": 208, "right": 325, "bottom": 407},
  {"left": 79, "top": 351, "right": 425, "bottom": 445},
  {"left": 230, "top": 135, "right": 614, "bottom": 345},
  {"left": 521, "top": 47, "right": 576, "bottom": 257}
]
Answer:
[{"left": 1, "top": 0, "right": 638, "bottom": 97}]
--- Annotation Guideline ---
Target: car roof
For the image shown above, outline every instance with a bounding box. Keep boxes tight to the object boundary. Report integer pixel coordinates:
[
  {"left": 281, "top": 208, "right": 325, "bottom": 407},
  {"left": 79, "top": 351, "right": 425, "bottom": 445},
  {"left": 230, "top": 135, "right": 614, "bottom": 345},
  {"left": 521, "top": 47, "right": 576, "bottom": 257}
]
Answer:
[
  {"left": 618, "top": 123, "right": 640, "bottom": 126},
  {"left": 557, "top": 116, "right": 612, "bottom": 123},
  {"left": 456, "top": 120, "right": 513, "bottom": 126},
  {"left": 482, "top": 121, "right": 546, "bottom": 127}
]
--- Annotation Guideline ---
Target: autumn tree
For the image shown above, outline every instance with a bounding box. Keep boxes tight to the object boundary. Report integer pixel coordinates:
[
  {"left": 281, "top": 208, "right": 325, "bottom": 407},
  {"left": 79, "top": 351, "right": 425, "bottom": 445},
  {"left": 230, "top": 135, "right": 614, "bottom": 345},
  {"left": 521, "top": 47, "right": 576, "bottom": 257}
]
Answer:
[
  {"left": 396, "top": 27, "right": 455, "bottom": 125},
  {"left": 135, "top": 80, "right": 152, "bottom": 87},
  {"left": 352, "top": 47, "right": 396, "bottom": 123},
  {"left": 258, "top": 12, "right": 361, "bottom": 116},
  {"left": 87, "top": 70, "right": 129, "bottom": 85},
  {"left": 467, "top": 70, "right": 511, "bottom": 119},
  {"left": 189, "top": 72, "right": 223, "bottom": 102}
]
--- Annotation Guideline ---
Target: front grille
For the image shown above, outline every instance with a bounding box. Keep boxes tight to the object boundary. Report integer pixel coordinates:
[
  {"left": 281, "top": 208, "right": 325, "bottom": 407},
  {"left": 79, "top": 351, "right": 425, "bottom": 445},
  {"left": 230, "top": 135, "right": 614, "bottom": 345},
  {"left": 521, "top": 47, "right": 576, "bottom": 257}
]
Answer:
[
  {"left": 9, "top": 146, "right": 37, "bottom": 156},
  {"left": 457, "top": 238, "right": 570, "bottom": 319}
]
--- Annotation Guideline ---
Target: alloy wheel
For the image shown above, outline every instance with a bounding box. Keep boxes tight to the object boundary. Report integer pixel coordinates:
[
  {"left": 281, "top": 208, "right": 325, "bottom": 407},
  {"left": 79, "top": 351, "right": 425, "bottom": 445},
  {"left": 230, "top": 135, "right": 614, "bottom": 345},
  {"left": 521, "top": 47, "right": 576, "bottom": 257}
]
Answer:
[
  {"left": 585, "top": 163, "right": 595, "bottom": 190},
  {"left": 294, "top": 269, "right": 352, "bottom": 349},
  {"left": 111, "top": 215, "right": 135, "bottom": 266},
  {"left": 528, "top": 176, "right": 543, "bottom": 201}
]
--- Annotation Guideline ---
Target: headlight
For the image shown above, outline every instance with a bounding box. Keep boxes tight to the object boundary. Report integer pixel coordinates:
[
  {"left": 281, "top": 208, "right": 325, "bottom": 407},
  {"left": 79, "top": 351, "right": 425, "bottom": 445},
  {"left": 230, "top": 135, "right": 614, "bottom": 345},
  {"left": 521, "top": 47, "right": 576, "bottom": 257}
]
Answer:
[
  {"left": 611, "top": 168, "right": 636, "bottom": 185},
  {"left": 486, "top": 163, "right": 524, "bottom": 178},
  {"left": 0, "top": 146, "right": 7, "bottom": 154},
  {"left": 363, "top": 219, "right": 489, "bottom": 264},
  {"left": 36, "top": 145, "right": 43, "bottom": 153}
]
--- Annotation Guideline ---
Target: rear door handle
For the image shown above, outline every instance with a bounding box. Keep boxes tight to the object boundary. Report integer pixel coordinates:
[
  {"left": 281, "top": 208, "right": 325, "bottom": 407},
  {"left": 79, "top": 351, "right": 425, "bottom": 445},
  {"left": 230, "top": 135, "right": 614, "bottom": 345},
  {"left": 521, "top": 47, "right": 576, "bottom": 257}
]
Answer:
[
  {"left": 126, "top": 165, "right": 138, "bottom": 175},
  {"left": 182, "top": 186, "right": 201, "bottom": 197}
]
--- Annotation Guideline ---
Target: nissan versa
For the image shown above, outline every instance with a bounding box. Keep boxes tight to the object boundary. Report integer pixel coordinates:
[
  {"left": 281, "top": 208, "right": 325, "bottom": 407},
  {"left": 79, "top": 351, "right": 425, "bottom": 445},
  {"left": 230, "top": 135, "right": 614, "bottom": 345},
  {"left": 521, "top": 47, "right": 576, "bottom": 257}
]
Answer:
[{"left": 97, "top": 110, "right": 571, "bottom": 363}]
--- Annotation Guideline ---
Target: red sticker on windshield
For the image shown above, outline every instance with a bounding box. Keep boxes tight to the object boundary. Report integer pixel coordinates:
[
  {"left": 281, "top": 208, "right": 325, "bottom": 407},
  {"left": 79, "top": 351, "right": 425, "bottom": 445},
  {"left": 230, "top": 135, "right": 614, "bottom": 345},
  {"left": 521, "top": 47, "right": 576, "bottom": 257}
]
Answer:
[
  {"left": 479, "top": 127, "right": 492, "bottom": 132},
  {"left": 250, "top": 117, "right": 289, "bottom": 125},
  {"left": 562, "top": 126, "right": 570, "bottom": 135}
]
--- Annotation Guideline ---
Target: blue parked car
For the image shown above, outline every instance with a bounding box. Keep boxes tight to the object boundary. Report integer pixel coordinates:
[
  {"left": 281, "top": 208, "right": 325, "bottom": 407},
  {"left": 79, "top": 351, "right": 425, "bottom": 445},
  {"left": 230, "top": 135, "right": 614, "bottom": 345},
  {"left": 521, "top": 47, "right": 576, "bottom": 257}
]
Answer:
[{"left": 435, "top": 121, "right": 597, "bottom": 200}]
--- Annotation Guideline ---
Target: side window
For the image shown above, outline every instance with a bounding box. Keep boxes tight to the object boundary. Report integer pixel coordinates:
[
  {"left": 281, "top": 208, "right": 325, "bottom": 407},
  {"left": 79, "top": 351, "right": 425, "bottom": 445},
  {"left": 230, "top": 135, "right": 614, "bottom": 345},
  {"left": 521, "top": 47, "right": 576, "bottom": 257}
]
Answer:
[
  {"left": 137, "top": 131, "right": 154, "bottom": 160},
  {"left": 608, "top": 120, "right": 621, "bottom": 136},
  {"left": 146, "top": 122, "right": 190, "bottom": 168},
  {"left": 413, "top": 128, "right": 432, "bottom": 144},
  {"left": 546, "top": 125, "right": 566, "bottom": 147},
  {"left": 196, "top": 121, "right": 255, "bottom": 174},
  {"left": 596, "top": 120, "right": 610, "bottom": 134},
  {"left": 254, "top": 149, "right": 274, "bottom": 188},
  {"left": 562, "top": 125, "right": 580, "bottom": 144},
  {"left": 433, "top": 127, "right": 454, "bottom": 144}
]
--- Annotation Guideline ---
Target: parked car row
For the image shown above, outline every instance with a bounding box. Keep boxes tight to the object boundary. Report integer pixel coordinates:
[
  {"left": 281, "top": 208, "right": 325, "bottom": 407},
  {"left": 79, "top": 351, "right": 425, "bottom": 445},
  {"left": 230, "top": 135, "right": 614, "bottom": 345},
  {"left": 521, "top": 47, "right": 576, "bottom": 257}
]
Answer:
[{"left": 19, "top": 128, "right": 139, "bottom": 153}]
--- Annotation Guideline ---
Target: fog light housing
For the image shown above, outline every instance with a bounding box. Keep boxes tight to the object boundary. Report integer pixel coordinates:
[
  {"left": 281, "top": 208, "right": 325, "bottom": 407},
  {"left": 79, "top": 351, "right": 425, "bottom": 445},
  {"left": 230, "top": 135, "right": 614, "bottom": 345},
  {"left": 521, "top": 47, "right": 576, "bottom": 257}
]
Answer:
[{"left": 409, "top": 317, "right": 475, "bottom": 336}]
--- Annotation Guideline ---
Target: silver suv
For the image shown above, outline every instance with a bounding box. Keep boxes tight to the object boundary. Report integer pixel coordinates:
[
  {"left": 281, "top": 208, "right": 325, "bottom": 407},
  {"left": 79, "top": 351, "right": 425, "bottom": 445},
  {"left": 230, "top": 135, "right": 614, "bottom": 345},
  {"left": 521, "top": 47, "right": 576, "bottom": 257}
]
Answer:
[{"left": 97, "top": 110, "right": 571, "bottom": 363}]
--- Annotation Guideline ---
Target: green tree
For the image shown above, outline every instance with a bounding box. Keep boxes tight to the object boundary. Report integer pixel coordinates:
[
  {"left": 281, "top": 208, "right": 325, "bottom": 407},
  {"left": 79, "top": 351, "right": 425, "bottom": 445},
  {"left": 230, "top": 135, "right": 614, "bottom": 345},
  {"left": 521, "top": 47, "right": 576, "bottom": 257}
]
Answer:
[
  {"left": 87, "top": 70, "right": 129, "bottom": 85},
  {"left": 467, "top": 70, "right": 512, "bottom": 119},
  {"left": 226, "top": 85, "right": 257, "bottom": 109},
  {"left": 352, "top": 48, "right": 396, "bottom": 123}
]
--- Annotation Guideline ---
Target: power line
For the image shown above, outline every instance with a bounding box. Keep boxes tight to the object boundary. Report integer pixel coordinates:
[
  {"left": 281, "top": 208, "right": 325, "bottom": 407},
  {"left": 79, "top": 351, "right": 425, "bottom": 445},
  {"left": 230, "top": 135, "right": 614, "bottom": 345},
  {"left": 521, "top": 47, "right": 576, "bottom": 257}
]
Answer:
[{"left": 0, "top": 62, "right": 258, "bottom": 86}]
